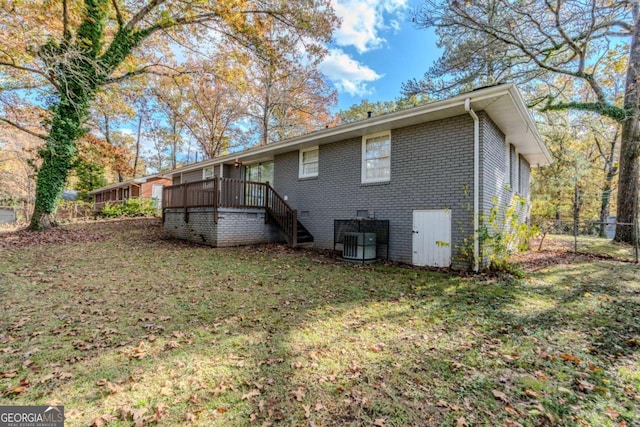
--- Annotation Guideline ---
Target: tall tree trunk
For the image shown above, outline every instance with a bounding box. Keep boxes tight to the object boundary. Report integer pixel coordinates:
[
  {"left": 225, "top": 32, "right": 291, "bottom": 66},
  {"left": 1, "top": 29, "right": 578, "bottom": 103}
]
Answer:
[
  {"left": 599, "top": 169, "right": 616, "bottom": 238},
  {"left": 171, "top": 116, "right": 177, "bottom": 169},
  {"left": 261, "top": 68, "right": 272, "bottom": 146},
  {"left": 616, "top": 4, "right": 640, "bottom": 244},
  {"left": 30, "top": 104, "right": 81, "bottom": 229},
  {"left": 134, "top": 115, "right": 142, "bottom": 176},
  {"left": 261, "top": 94, "right": 270, "bottom": 146},
  {"left": 104, "top": 115, "right": 124, "bottom": 183},
  {"left": 599, "top": 135, "right": 619, "bottom": 238}
]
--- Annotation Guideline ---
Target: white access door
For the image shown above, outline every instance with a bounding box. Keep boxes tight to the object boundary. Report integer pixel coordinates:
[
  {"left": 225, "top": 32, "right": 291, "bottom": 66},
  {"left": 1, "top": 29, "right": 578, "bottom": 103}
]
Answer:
[
  {"left": 412, "top": 210, "right": 452, "bottom": 267},
  {"left": 152, "top": 184, "right": 163, "bottom": 208}
]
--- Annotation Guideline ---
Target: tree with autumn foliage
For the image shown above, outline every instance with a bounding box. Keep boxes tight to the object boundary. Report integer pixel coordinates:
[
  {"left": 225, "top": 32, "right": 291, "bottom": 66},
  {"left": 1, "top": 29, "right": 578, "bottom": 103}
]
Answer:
[
  {"left": 0, "top": 127, "right": 40, "bottom": 220},
  {"left": 338, "top": 95, "right": 429, "bottom": 124},
  {"left": 151, "top": 63, "right": 247, "bottom": 160},
  {"left": 241, "top": 15, "right": 337, "bottom": 145},
  {"left": 0, "top": 0, "right": 337, "bottom": 229},
  {"left": 406, "top": 0, "right": 639, "bottom": 243},
  {"left": 532, "top": 111, "right": 620, "bottom": 235}
]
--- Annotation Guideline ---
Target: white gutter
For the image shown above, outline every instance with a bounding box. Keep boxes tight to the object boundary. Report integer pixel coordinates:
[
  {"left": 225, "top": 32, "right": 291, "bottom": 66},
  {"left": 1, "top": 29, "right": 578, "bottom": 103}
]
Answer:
[{"left": 465, "top": 98, "right": 480, "bottom": 273}]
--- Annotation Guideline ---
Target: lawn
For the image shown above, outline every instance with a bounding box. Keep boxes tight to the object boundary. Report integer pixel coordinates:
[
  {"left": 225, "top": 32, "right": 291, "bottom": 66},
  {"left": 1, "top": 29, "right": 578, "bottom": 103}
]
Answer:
[
  {"left": 0, "top": 219, "right": 639, "bottom": 426},
  {"left": 535, "top": 233, "right": 638, "bottom": 262}
]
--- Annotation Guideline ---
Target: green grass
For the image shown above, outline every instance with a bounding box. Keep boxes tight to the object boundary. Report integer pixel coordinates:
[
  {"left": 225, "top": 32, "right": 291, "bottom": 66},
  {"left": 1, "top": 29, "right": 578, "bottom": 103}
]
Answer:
[{"left": 0, "top": 219, "right": 639, "bottom": 426}]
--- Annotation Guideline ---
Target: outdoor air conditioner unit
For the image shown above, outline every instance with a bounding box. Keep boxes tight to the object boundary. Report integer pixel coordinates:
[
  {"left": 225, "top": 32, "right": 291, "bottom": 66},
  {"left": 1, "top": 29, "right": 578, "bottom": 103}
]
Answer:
[{"left": 343, "top": 232, "right": 376, "bottom": 262}]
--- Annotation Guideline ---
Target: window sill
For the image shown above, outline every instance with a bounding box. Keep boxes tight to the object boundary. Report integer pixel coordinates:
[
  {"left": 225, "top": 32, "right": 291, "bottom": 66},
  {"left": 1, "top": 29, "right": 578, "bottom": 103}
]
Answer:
[
  {"left": 360, "top": 180, "right": 390, "bottom": 187},
  {"left": 298, "top": 176, "right": 318, "bottom": 181}
]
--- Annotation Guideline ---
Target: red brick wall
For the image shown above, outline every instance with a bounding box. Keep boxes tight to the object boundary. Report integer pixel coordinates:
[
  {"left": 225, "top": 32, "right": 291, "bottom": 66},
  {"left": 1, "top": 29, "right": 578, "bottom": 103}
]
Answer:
[{"left": 141, "top": 178, "right": 172, "bottom": 198}]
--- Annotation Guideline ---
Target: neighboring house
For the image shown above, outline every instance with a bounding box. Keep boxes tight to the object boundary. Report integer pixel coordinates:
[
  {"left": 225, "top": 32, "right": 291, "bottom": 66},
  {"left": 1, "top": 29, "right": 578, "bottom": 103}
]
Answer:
[
  {"left": 162, "top": 84, "right": 552, "bottom": 270},
  {"left": 62, "top": 189, "right": 78, "bottom": 201},
  {"left": 89, "top": 175, "right": 172, "bottom": 212},
  {"left": 0, "top": 206, "right": 17, "bottom": 224}
]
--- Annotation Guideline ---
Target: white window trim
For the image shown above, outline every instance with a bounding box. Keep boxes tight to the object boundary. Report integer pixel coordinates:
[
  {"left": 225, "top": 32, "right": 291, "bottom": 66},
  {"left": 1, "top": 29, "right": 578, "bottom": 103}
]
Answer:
[
  {"left": 505, "top": 140, "right": 511, "bottom": 189},
  {"left": 202, "top": 166, "right": 216, "bottom": 180},
  {"left": 514, "top": 150, "right": 521, "bottom": 194},
  {"left": 299, "top": 146, "right": 319, "bottom": 178},
  {"left": 361, "top": 131, "right": 391, "bottom": 184}
]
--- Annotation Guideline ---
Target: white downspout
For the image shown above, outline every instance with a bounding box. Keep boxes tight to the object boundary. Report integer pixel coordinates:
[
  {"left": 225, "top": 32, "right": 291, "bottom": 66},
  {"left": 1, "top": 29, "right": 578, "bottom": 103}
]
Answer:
[{"left": 465, "top": 98, "right": 480, "bottom": 272}]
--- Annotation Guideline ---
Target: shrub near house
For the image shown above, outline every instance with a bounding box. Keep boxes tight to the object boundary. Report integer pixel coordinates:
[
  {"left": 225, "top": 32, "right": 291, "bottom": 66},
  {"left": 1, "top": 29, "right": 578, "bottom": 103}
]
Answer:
[{"left": 101, "top": 198, "right": 158, "bottom": 218}]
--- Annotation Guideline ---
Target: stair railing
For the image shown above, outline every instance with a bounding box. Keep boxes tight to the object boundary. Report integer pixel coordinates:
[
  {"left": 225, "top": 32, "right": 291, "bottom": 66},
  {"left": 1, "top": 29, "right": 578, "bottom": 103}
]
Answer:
[{"left": 265, "top": 183, "right": 297, "bottom": 247}]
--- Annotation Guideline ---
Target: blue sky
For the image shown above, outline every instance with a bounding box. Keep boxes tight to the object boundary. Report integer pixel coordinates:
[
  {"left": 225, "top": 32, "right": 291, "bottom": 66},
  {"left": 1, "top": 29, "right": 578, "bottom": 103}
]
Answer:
[
  {"left": 319, "top": 0, "right": 441, "bottom": 111},
  {"left": 127, "top": 1, "right": 441, "bottom": 160}
]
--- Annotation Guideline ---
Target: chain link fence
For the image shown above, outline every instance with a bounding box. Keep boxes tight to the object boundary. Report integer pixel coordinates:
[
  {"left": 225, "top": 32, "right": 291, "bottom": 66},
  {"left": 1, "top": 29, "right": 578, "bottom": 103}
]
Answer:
[{"left": 533, "top": 219, "right": 639, "bottom": 263}]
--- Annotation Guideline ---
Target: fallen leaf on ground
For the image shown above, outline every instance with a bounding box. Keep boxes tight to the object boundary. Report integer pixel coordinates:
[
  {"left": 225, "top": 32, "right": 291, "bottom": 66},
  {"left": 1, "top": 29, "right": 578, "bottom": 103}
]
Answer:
[
  {"left": 90, "top": 414, "right": 117, "bottom": 427},
  {"left": 4, "top": 384, "right": 27, "bottom": 396},
  {"left": 242, "top": 389, "right": 261, "bottom": 400},
  {"left": 290, "top": 387, "right": 305, "bottom": 402},
  {"left": 492, "top": 389, "right": 509, "bottom": 403},
  {"left": 577, "top": 380, "right": 595, "bottom": 393},
  {"left": 604, "top": 406, "right": 620, "bottom": 420},
  {"left": 560, "top": 353, "right": 580, "bottom": 364}
]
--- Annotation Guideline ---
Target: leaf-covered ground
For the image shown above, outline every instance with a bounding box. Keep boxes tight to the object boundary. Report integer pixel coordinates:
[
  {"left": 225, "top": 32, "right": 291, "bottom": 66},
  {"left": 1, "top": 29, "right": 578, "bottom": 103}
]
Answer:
[{"left": 0, "top": 219, "right": 638, "bottom": 426}]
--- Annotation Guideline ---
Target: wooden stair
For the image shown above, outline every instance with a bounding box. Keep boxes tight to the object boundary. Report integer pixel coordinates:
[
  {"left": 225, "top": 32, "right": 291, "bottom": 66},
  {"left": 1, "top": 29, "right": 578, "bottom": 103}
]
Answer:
[
  {"left": 295, "top": 220, "right": 314, "bottom": 247},
  {"left": 264, "top": 185, "right": 313, "bottom": 248}
]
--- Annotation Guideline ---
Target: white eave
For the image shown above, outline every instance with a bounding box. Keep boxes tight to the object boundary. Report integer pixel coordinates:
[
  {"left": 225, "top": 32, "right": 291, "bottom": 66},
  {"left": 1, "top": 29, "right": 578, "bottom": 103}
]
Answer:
[{"left": 169, "top": 84, "right": 551, "bottom": 177}]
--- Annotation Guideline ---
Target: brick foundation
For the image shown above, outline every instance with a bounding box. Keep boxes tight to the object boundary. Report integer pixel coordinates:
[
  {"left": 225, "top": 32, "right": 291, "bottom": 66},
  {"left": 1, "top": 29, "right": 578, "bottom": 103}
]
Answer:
[{"left": 163, "top": 207, "right": 284, "bottom": 247}]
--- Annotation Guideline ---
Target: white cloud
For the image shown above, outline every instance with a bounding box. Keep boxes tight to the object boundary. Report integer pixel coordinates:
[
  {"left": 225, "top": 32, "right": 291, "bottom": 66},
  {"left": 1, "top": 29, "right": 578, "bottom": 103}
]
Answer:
[
  {"left": 319, "top": 49, "right": 383, "bottom": 96},
  {"left": 332, "top": 0, "right": 408, "bottom": 53}
]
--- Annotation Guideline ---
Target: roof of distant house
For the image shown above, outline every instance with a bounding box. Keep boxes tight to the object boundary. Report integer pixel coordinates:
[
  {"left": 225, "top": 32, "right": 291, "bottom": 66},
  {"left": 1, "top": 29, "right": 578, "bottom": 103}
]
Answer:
[{"left": 87, "top": 174, "right": 170, "bottom": 194}]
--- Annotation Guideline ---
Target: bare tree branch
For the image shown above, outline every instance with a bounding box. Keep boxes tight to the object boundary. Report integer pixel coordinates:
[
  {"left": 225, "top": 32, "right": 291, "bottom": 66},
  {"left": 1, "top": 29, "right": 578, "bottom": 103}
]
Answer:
[
  {"left": 62, "top": 0, "right": 70, "bottom": 40},
  {"left": 0, "top": 117, "right": 47, "bottom": 140},
  {"left": 0, "top": 61, "right": 52, "bottom": 82},
  {"left": 104, "top": 64, "right": 196, "bottom": 84},
  {"left": 112, "top": 0, "right": 124, "bottom": 28},
  {"left": 124, "top": 0, "right": 168, "bottom": 32}
]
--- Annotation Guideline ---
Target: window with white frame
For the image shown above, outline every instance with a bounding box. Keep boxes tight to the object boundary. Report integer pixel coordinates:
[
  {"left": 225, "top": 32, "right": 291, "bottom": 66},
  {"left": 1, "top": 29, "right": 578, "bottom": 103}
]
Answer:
[
  {"left": 299, "top": 146, "right": 319, "bottom": 178},
  {"left": 513, "top": 150, "right": 520, "bottom": 194},
  {"left": 505, "top": 141, "right": 511, "bottom": 189},
  {"left": 203, "top": 166, "right": 216, "bottom": 180},
  {"left": 362, "top": 131, "right": 391, "bottom": 183},
  {"left": 202, "top": 166, "right": 217, "bottom": 189},
  {"left": 505, "top": 143, "right": 521, "bottom": 193}
]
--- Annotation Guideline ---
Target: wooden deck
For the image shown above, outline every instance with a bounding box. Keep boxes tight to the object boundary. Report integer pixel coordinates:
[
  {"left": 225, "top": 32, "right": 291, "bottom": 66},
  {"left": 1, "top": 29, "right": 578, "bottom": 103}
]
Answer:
[{"left": 162, "top": 177, "right": 305, "bottom": 247}]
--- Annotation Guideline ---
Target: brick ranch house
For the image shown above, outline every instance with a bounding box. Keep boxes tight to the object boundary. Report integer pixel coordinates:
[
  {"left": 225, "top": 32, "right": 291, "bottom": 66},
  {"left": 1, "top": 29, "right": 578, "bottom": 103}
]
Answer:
[
  {"left": 162, "top": 84, "right": 552, "bottom": 270},
  {"left": 89, "top": 175, "right": 172, "bottom": 212}
]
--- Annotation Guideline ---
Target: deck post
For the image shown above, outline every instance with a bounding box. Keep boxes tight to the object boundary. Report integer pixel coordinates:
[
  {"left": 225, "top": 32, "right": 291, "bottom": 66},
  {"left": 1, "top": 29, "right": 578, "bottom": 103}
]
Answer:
[
  {"left": 183, "top": 182, "right": 189, "bottom": 223},
  {"left": 264, "top": 183, "right": 270, "bottom": 224},
  {"left": 213, "top": 177, "right": 219, "bottom": 224},
  {"left": 292, "top": 209, "right": 298, "bottom": 247}
]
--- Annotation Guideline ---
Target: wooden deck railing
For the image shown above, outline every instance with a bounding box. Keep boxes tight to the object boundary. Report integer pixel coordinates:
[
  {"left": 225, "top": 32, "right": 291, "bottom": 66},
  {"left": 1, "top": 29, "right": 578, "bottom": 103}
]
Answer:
[{"left": 162, "top": 177, "right": 299, "bottom": 245}]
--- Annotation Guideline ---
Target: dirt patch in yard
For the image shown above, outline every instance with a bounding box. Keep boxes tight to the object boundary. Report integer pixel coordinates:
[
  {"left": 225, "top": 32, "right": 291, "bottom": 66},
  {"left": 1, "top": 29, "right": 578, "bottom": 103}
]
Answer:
[{"left": 513, "top": 236, "right": 638, "bottom": 271}]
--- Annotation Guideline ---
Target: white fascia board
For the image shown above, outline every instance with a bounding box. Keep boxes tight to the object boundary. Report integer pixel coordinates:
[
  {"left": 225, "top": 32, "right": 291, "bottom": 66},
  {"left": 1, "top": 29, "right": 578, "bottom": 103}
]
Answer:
[{"left": 505, "top": 86, "right": 553, "bottom": 166}]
